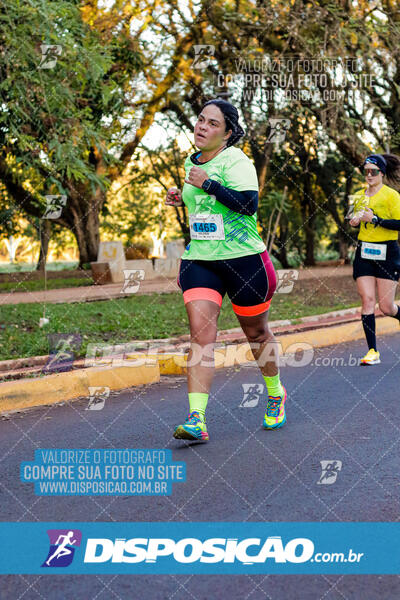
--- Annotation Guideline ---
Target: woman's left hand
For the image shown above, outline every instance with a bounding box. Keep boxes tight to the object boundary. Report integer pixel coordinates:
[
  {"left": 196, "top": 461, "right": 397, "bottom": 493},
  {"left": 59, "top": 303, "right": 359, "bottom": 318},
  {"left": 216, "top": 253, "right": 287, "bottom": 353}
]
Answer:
[
  {"left": 360, "top": 207, "right": 374, "bottom": 223},
  {"left": 184, "top": 166, "right": 208, "bottom": 189}
]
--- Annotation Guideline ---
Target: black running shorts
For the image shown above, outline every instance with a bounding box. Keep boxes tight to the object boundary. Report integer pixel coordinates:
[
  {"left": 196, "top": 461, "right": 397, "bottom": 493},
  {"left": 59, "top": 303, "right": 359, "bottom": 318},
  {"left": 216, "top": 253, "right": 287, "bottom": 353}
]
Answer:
[
  {"left": 353, "top": 240, "right": 400, "bottom": 281},
  {"left": 177, "top": 250, "right": 277, "bottom": 316}
]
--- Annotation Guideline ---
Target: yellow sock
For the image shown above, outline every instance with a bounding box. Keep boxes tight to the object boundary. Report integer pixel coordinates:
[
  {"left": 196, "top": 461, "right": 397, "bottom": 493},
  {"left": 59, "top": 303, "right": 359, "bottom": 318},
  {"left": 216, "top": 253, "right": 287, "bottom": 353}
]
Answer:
[
  {"left": 188, "top": 392, "right": 208, "bottom": 421},
  {"left": 263, "top": 374, "right": 284, "bottom": 397}
]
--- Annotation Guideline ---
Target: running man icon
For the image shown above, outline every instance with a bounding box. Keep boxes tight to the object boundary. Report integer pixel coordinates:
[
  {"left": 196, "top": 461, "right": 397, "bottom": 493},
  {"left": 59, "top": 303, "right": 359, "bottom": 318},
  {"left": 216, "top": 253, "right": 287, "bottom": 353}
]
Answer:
[
  {"left": 42, "top": 529, "right": 82, "bottom": 568},
  {"left": 46, "top": 531, "right": 76, "bottom": 565}
]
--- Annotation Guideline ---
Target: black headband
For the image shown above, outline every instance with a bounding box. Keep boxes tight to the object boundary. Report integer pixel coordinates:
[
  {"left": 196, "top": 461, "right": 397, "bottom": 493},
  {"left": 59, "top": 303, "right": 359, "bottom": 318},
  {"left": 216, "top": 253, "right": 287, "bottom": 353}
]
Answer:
[{"left": 364, "top": 154, "right": 387, "bottom": 174}]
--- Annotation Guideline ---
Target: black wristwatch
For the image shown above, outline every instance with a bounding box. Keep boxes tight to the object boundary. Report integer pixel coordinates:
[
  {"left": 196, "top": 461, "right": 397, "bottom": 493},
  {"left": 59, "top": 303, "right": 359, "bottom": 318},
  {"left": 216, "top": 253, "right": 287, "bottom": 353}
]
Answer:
[
  {"left": 201, "top": 178, "right": 214, "bottom": 193},
  {"left": 371, "top": 215, "right": 380, "bottom": 227}
]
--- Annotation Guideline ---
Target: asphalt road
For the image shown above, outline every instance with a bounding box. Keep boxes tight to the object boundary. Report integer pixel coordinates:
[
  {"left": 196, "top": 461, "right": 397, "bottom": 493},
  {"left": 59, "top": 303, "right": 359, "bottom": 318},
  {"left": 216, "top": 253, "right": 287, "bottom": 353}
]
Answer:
[{"left": 1, "top": 333, "right": 400, "bottom": 599}]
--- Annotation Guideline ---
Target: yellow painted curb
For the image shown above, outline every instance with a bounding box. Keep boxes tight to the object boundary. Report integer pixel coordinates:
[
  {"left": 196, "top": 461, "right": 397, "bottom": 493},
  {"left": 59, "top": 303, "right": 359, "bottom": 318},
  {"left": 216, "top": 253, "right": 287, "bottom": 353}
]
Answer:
[
  {"left": 277, "top": 316, "right": 399, "bottom": 353},
  {"left": 0, "top": 364, "right": 160, "bottom": 414},
  {"left": 130, "top": 317, "right": 400, "bottom": 375}
]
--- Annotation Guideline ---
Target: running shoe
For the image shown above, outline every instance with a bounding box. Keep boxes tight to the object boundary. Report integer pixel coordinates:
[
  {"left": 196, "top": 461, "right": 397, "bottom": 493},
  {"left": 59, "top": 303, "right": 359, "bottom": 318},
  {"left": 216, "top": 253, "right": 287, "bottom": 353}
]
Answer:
[
  {"left": 360, "top": 348, "right": 381, "bottom": 365},
  {"left": 263, "top": 386, "right": 287, "bottom": 429},
  {"left": 173, "top": 411, "right": 209, "bottom": 442}
]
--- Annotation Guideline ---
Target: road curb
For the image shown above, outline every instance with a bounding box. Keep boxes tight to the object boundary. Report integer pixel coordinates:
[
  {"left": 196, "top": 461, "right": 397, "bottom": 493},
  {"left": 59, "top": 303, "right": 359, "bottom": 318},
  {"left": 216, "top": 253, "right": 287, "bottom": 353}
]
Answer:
[
  {"left": 138, "top": 316, "right": 399, "bottom": 375},
  {"left": 0, "top": 364, "right": 160, "bottom": 414}
]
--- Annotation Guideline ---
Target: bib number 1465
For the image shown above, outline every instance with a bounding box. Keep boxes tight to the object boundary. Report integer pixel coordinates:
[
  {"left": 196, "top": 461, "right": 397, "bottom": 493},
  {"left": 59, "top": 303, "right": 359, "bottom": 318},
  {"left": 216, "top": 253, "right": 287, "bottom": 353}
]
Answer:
[
  {"left": 193, "top": 222, "right": 217, "bottom": 233},
  {"left": 189, "top": 213, "right": 225, "bottom": 240}
]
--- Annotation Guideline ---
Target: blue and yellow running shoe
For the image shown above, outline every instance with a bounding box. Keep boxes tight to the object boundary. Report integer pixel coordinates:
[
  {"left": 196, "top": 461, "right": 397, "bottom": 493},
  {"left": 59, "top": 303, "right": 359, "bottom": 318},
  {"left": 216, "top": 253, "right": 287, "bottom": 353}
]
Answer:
[
  {"left": 263, "top": 386, "right": 287, "bottom": 429},
  {"left": 173, "top": 411, "right": 209, "bottom": 442}
]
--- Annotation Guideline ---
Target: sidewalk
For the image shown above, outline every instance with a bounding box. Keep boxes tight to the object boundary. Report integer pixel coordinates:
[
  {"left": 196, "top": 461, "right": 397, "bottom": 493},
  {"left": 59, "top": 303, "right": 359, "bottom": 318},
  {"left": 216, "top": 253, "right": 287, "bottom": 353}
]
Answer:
[
  {"left": 0, "top": 265, "right": 353, "bottom": 306},
  {"left": 0, "top": 276, "right": 180, "bottom": 305}
]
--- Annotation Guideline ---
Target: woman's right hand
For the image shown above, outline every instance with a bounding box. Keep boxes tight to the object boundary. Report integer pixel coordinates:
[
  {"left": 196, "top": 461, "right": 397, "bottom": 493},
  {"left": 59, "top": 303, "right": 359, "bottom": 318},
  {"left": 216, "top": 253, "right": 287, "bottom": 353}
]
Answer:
[
  {"left": 165, "top": 188, "right": 183, "bottom": 206},
  {"left": 349, "top": 216, "right": 361, "bottom": 227}
]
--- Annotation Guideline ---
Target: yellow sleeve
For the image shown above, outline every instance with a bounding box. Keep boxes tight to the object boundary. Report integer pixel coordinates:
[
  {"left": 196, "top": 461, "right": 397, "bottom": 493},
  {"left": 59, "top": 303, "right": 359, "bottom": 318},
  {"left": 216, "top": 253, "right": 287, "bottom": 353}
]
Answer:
[{"left": 389, "top": 189, "right": 400, "bottom": 219}]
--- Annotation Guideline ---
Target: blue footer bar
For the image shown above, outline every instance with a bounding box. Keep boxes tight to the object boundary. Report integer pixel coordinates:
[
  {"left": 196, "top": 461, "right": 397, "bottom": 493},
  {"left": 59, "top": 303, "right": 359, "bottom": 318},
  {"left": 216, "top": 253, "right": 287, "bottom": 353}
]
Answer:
[{"left": 1, "top": 522, "right": 398, "bottom": 574}]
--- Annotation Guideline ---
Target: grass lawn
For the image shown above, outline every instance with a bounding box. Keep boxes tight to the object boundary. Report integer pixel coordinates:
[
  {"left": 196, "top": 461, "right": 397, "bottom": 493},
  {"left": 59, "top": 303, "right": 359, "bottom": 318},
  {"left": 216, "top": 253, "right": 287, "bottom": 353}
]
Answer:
[
  {"left": 0, "top": 261, "right": 79, "bottom": 273},
  {"left": 0, "top": 275, "right": 371, "bottom": 362},
  {"left": 0, "top": 277, "right": 93, "bottom": 294}
]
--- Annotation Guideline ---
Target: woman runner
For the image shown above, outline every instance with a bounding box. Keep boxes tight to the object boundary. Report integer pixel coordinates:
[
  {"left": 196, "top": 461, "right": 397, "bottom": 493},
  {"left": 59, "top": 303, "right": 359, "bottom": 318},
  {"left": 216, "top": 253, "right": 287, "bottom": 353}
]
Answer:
[
  {"left": 350, "top": 153, "right": 400, "bottom": 364},
  {"left": 165, "top": 98, "right": 286, "bottom": 442}
]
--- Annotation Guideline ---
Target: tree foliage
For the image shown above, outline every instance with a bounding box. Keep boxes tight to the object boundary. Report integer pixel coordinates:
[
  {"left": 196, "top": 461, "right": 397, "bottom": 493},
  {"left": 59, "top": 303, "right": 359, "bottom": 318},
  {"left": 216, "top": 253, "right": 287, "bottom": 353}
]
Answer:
[
  {"left": 2, "top": 0, "right": 400, "bottom": 267},
  {"left": 0, "top": 0, "right": 141, "bottom": 264}
]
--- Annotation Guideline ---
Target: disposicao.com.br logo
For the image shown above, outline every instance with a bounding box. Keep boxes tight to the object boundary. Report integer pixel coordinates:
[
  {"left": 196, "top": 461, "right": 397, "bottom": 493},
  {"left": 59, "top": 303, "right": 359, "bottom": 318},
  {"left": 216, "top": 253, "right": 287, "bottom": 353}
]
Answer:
[
  {"left": 83, "top": 536, "right": 363, "bottom": 565},
  {"left": 42, "top": 529, "right": 82, "bottom": 567}
]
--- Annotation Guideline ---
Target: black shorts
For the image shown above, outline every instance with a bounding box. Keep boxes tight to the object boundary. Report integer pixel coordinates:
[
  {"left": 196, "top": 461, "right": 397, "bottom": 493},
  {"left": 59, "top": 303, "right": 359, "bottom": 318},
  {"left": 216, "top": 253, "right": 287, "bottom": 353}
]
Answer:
[
  {"left": 353, "top": 240, "right": 400, "bottom": 281},
  {"left": 177, "top": 250, "right": 277, "bottom": 316}
]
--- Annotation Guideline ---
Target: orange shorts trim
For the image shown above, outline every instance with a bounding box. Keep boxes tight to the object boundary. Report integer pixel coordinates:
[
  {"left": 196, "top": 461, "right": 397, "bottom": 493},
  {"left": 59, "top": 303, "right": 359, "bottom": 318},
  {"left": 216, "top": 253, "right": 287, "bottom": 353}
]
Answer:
[
  {"left": 183, "top": 287, "right": 223, "bottom": 306},
  {"left": 232, "top": 299, "right": 271, "bottom": 316}
]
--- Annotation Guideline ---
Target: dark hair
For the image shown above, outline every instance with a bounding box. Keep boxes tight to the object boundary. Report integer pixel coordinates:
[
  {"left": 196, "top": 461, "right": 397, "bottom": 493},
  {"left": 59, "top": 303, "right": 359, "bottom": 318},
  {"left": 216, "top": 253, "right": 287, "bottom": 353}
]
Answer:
[
  {"left": 363, "top": 153, "right": 400, "bottom": 190},
  {"left": 381, "top": 153, "right": 400, "bottom": 190},
  {"left": 201, "top": 99, "right": 245, "bottom": 146}
]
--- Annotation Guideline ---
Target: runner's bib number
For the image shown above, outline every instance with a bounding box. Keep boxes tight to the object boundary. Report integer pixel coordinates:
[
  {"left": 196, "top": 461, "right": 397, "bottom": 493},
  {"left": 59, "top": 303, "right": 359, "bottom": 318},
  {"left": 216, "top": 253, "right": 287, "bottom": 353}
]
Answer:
[
  {"left": 361, "top": 242, "right": 387, "bottom": 261},
  {"left": 189, "top": 214, "right": 225, "bottom": 240}
]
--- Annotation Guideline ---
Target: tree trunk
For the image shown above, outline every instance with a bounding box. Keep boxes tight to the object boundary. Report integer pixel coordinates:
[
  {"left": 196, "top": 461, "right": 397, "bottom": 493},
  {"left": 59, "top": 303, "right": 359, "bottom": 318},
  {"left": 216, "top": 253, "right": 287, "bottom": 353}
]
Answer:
[
  {"left": 304, "top": 227, "right": 315, "bottom": 266},
  {"left": 65, "top": 168, "right": 106, "bottom": 267},
  {"left": 72, "top": 212, "right": 100, "bottom": 267},
  {"left": 338, "top": 232, "right": 350, "bottom": 263},
  {"left": 172, "top": 206, "right": 190, "bottom": 246},
  {"left": 36, "top": 220, "right": 51, "bottom": 271},
  {"left": 302, "top": 172, "right": 316, "bottom": 266},
  {"left": 272, "top": 216, "right": 290, "bottom": 268},
  {"left": 339, "top": 171, "right": 353, "bottom": 264}
]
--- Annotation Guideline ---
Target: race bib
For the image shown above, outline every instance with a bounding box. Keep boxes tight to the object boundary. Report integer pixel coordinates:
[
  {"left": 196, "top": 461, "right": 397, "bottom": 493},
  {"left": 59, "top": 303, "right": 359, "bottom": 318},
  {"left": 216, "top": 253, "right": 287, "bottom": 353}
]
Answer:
[
  {"left": 361, "top": 242, "right": 387, "bottom": 261},
  {"left": 189, "top": 214, "right": 225, "bottom": 240}
]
